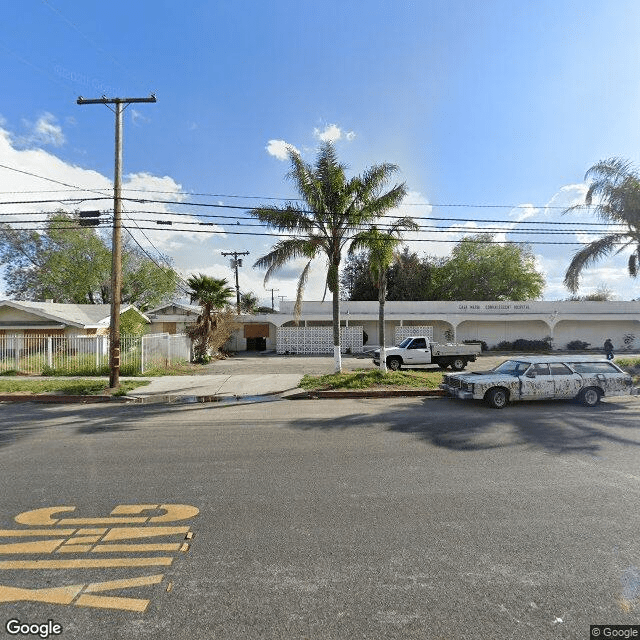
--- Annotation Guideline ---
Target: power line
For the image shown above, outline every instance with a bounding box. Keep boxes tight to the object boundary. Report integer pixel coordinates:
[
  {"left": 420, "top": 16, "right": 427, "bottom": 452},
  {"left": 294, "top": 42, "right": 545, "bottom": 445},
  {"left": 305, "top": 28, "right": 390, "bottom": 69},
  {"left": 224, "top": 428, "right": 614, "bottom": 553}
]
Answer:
[
  {"left": 5, "top": 223, "right": 630, "bottom": 246},
  {"left": 3, "top": 213, "right": 628, "bottom": 238}
]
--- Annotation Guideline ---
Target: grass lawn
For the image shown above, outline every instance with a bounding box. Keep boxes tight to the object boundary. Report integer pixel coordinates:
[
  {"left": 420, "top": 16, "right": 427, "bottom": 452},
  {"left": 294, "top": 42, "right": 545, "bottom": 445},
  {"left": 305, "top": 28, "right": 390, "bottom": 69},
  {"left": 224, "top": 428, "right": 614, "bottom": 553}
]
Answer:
[
  {"left": 300, "top": 369, "right": 444, "bottom": 391},
  {"left": 0, "top": 379, "right": 151, "bottom": 397}
]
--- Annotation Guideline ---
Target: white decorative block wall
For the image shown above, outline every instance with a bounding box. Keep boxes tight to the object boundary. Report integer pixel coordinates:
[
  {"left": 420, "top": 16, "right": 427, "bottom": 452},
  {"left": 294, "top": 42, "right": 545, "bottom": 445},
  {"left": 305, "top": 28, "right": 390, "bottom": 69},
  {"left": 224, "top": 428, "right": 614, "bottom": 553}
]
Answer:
[
  {"left": 394, "top": 326, "right": 433, "bottom": 344},
  {"left": 276, "top": 327, "right": 363, "bottom": 354}
]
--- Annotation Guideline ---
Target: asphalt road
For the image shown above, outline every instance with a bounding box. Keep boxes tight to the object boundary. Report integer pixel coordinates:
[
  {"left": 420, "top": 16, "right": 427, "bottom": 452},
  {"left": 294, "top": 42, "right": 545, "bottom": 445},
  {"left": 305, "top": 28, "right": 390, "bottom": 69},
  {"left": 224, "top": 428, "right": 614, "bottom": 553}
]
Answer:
[{"left": 1, "top": 395, "right": 640, "bottom": 639}]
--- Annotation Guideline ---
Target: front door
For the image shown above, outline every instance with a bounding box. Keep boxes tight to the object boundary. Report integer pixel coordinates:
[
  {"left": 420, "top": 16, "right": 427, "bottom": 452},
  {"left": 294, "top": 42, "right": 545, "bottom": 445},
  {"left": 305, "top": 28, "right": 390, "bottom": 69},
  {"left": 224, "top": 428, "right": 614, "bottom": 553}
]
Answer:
[
  {"left": 404, "top": 337, "right": 431, "bottom": 364},
  {"left": 520, "top": 363, "right": 555, "bottom": 399}
]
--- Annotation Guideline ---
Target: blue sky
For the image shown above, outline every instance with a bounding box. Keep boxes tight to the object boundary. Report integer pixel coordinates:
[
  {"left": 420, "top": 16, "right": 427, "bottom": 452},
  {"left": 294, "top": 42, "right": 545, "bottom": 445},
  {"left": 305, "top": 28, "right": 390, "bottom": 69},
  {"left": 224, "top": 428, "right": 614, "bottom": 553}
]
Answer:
[{"left": 2, "top": 0, "right": 640, "bottom": 305}]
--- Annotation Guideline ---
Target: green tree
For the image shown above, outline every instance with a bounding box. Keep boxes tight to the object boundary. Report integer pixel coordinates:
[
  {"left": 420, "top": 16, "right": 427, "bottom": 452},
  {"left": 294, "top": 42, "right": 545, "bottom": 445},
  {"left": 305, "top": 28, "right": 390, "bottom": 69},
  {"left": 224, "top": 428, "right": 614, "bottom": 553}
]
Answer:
[
  {"left": 185, "top": 273, "right": 235, "bottom": 362},
  {"left": 349, "top": 218, "right": 418, "bottom": 371},
  {"left": 564, "top": 158, "right": 640, "bottom": 293},
  {"left": 119, "top": 307, "right": 148, "bottom": 336},
  {"left": 250, "top": 142, "right": 406, "bottom": 372},
  {"left": 435, "top": 235, "right": 544, "bottom": 300},
  {"left": 0, "top": 211, "right": 179, "bottom": 309},
  {"left": 386, "top": 248, "right": 442, "bottom": 300}
]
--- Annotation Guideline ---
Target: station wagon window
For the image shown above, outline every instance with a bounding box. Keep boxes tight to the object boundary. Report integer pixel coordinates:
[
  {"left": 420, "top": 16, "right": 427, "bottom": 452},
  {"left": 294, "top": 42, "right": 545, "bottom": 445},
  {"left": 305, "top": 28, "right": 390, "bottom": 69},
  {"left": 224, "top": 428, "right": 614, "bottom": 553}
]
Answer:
[
  {"left": 494, "top": 360, "right": 531, "bottom": 375},
  {"left": 549, "top": 363, "right": 572, "bottom": 375},
  {"left": 568, "top": 362, "right": 620, "bottom": 374},
  {"left": 533, "top": 363, "right": 550, "bottom": 375}
]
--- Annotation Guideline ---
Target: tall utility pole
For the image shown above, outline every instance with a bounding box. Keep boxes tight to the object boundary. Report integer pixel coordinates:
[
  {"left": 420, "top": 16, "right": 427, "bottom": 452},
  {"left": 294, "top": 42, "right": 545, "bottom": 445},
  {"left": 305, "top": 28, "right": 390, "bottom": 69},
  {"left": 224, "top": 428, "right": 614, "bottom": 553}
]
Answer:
[
  {"left": 77, "top": 95, "right": 156, "bottom": 389},
  {"left": 266, "top": 288, "right": 279, "bottom": 311},
  {"left": 222, "top": 250, "right": 249, "bottom": 314}
]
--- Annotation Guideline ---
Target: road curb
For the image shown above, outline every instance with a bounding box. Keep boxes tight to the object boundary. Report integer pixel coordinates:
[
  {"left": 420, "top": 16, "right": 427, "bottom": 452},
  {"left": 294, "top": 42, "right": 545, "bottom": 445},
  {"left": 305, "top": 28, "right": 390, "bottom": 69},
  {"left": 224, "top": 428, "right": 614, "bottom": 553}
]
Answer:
[
  {"left": 0, "top": 395, "right": 134, "bottom": 404},
  {"left": 285, "top": 389, "right": 447, "bottom": 399}
]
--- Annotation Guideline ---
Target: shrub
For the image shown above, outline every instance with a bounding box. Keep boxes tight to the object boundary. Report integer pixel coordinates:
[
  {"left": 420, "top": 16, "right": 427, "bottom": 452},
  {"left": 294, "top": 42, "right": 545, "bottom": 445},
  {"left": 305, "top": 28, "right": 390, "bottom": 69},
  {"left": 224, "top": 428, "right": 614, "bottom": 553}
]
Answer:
[
  {"left": 567, "top": 340, "right": 590, "bottom": 350},
  {"left": 464, "top": 339, "right": 487, "bottom": 352},
  {"left": 492, "top": 337, "right": 552, "bottom": 352}
]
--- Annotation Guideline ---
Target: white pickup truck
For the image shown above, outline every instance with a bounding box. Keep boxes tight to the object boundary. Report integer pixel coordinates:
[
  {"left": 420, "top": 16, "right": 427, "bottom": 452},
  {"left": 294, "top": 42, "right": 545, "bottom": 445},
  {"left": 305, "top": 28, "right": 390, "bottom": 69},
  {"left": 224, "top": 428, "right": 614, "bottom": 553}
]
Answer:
[{"left": 372, "top": 336, "right": 481, "bottom": 371}]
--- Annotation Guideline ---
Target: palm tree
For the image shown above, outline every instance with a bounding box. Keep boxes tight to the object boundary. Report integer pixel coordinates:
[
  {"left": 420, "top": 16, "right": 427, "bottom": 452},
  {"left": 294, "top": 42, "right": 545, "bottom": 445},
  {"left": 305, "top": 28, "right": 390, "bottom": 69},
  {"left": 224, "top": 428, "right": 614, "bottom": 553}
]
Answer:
[
  {"left": 240, "top": 291, "right": 259, "bottom": 314},
  {"left": 186, "top": 273, "right": 234, "bottom": 362},
  {"left": 564, "top": 157, "right": 640, "bottom": 293},
  {"left": 348, "top": 218, "right": 418, "bottom": 372},
  {"left": 251, "top": 142, "right": 407, "bottom": 372}
]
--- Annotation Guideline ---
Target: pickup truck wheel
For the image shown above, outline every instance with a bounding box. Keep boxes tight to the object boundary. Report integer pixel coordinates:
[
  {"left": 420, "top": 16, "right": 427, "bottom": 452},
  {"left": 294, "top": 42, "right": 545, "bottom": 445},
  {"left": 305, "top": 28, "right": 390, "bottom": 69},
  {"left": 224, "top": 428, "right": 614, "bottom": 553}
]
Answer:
[
  {"left": 579, "top": 387, "right": 601, "bottom": 407},
  {"left": 486, "top": 387, "right": 508, "bottom": 409},
  {"left": 451, "top": 357, "right": 466, "bottom": 371},
  {"left": 387, "top": 357, "right": 402, "bottom": 371}
]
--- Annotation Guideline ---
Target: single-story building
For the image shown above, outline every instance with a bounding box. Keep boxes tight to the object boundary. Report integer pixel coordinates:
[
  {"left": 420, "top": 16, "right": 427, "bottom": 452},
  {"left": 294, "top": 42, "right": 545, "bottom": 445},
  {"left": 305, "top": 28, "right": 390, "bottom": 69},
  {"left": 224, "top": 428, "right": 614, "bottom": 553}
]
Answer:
[
  {"left": 145, "top": 302, "right": 201, "bottom": 335},
  {"left": 0, "top": 300, "right": 149, "bottom": 336},
  {"left": 230, "top": 300, "right": 640, "bottom": 353}
]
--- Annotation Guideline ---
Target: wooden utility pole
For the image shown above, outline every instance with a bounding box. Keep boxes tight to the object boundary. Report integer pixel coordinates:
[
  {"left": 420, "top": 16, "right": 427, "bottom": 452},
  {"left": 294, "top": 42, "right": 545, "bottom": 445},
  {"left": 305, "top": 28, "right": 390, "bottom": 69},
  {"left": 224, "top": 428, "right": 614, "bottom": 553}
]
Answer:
[
  {"left": 266, "top": 288, "right": 279, "bottom": 311},
  {"left": 222, "top": 250, "right": 249, "bottom": 314},
  {"left": 77, "top": 95, "right": 156, "bottom": 389}
]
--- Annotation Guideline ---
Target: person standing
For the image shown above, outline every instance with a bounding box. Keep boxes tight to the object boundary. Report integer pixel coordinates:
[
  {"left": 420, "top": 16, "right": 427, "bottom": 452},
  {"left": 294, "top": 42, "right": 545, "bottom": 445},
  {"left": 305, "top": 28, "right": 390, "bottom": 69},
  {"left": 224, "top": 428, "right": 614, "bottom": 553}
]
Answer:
[{"left": 604, "top": 338, "right": 614, "bottom": 360}]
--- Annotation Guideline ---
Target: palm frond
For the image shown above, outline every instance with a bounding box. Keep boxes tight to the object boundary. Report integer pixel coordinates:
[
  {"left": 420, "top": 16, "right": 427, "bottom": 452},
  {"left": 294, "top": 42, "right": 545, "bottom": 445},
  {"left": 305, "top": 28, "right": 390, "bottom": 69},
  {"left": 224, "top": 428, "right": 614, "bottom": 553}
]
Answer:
[
  {"left": 293, "top": 259, "right": 313, "bottom": 323},
  {"left": 253, "top": 237, "right": 321, "bottom": 283},
  {"left": 564, "top": 233, "right": 627, "bottom": 292},
  {"left": 629, "top": 250, "right": 639, "bottom": 278}
]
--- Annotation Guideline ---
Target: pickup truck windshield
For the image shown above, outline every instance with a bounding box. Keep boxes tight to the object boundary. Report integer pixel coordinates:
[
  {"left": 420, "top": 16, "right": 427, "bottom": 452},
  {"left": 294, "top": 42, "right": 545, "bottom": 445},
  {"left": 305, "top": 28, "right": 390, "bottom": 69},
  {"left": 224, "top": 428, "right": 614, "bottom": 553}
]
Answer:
[
  {"left": 398, "top": 338, "right": 413, "bottom": 348},
  {"left": 493, "top": 360, "right": 531, "bottom": 375}
]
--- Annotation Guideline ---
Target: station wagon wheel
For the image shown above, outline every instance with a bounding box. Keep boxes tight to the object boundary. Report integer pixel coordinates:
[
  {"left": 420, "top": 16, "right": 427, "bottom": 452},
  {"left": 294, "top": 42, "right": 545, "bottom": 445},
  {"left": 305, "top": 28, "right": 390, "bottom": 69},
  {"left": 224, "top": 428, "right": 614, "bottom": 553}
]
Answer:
[
  {"left": 580, "top": 387, "right": 601, "bottom": 407},
  {"left": 451, "top": 357, "right": 466, "bottom": 371},
  {"left": 387, "top": 357, "right": 402, "bottom": 371},
  {"left": 486, "top": 387, "right": 508, "bottom": 409}
]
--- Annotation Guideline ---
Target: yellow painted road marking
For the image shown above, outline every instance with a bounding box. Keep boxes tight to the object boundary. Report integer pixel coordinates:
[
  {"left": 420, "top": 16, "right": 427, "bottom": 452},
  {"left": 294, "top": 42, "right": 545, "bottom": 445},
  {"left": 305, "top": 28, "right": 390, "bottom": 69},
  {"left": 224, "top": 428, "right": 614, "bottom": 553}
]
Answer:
[
  {"left": 0, "top": 575, "right": 164, "bottom": 612},
  {"left": 85, "top": 574, "right": 164, "bottom": 593},
  {"left": 0, "top": 529, "right": 76, "bottom": 537},
  {"left": 14, "top": 504, "right": 200, "bottom": 526},
  {"left": 110, "top": 504, "right": 160, "bottom": 515},
  {"left": 15, "top": 507, "right": 75, "bottom": 526},
  {"left": 0, "top": 539, "right": 65, "bottom": 554},
  {"left": 91, "top": 543, "right": 182, "bottom": 553},
  {"left": 65, "top": 536, "right": 102, "bottom": 544},
  {"left": 74, "top": 593, "right": 149, "bottom": 612},
  {"left": 0, "top": 584, "right": 82, "bottom": 605},
  {"left": 58, "top": 517, "right": 149, "bottom": 525},
  {"left": 0, "top": 557, "right": 174, "bottom": 570},
  {"left": 101, "top": 526, "right": 191, "bottom": 542},
  {"left": 77, "top": 528, "right": 107, "bottom": 535},
  {"left": 1, "top": 504, "right": 199, "bottom": 612},
  {"left": 147, "top": 504, "right": 199, "bottom": 522}
]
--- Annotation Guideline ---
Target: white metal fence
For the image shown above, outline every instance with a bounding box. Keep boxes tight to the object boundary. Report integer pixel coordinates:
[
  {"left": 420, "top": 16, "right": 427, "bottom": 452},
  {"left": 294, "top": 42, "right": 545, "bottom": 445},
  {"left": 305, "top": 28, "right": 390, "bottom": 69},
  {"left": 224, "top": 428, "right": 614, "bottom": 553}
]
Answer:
[{"left": 0, "top": 333, "right": 192, "bottom": 375}]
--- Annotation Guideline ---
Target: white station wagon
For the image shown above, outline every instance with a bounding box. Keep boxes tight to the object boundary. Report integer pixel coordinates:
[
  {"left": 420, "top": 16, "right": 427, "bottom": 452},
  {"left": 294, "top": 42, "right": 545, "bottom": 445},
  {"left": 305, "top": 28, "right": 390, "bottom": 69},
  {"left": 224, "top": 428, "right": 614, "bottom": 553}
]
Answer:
[{"left": 440, "top": 355, "right": 637, "bottom": 409}]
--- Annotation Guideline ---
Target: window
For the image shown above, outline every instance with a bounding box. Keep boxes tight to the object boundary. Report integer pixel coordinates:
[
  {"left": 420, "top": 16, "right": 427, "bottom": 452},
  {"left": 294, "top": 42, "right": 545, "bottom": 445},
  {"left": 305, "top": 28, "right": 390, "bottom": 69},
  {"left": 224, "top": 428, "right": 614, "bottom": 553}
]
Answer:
[
  {"left": 494, "top": 360, "right": 531, "bottom": 375},
  {"left": 549, "top": 363, "right": 572, "bottom": 375},
  {"left": 533, "top": 363, "right": 550, "bottom": 375},
  {"left": 569, "top": 362, "right": 619, "bottom": 374},
  {"left": 410, "top": 338, "right": 427, "bottom": 349}
]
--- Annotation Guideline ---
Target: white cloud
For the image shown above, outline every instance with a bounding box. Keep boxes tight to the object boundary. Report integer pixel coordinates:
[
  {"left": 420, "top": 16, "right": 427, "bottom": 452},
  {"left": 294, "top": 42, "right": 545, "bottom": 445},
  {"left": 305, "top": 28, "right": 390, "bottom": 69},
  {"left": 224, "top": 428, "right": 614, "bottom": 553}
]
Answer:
[
  {"left": 312, "top": 124, "right": 356, "bottom": 143},
  {"left": 18, "top": 113, "right": 65, "bottom": 148},
  {"left": 266, "top": 139, "right": 299, "bottom": 160},
  {"left": 0, "top": 120, "right": 224, "bottom": 292},
  {"left": 130, "top": 109, "right": 150, "bottom": 126}
]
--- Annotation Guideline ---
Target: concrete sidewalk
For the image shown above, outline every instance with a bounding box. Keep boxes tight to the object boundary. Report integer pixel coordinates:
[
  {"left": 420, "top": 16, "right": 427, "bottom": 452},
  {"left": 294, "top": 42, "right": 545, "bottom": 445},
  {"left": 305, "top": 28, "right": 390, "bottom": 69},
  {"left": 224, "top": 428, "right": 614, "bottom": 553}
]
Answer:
[{"left": 126, "top": 373, "right": 304, "bottom": 403}]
